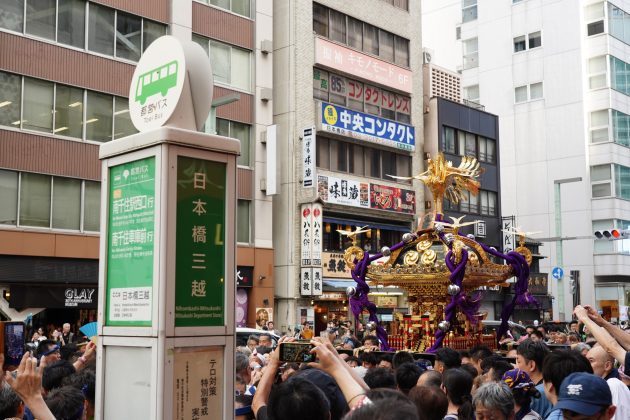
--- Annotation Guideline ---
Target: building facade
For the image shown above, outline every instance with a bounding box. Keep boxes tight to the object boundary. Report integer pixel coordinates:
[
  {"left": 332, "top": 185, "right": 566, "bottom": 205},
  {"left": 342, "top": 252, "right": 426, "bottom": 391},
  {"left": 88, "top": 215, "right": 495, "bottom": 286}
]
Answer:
[
  {"left": 423, "top": 0, "right": 630, "bottom": 321},
  {"left": 273, "top": 0, "right": 423, "bottom": 333},
  {"left": 0, "top": 0, "right": 274, "bottom": 329}
]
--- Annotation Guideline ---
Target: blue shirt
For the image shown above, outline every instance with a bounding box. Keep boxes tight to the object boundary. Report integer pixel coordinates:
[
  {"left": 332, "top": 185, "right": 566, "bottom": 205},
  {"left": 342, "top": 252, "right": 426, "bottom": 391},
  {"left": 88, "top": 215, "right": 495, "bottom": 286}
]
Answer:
[
  {"left": 530, "top": 383, "right": 553, "bottom": 419},
  {"left": 544, "top": 409, "right": 562, "bottom": 420}
]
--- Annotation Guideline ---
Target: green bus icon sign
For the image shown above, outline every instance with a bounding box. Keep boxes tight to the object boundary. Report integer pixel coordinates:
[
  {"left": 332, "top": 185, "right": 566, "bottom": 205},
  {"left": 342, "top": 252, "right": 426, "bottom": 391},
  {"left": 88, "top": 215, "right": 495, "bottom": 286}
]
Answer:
[{"left": 135, "top": 61, "right": 179, "bottom": 105}]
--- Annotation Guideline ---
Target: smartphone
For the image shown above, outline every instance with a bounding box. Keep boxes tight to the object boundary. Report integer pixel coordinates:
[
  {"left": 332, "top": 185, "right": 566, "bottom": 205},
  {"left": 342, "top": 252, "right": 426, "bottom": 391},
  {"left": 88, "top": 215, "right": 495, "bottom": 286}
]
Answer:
[
  {"left": 0, "top": 321, "right": 26, "bottom": 370},
  {"left": 278, "top": 341, "right": 316, "bottom": 363}
]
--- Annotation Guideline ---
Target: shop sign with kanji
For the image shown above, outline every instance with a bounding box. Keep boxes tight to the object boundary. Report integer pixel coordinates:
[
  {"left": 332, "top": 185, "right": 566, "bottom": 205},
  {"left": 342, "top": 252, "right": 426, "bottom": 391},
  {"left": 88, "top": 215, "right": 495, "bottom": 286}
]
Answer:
[
  {"left": 322, "top": 252, "right": 352, "bottom": 279},
  {"left": 174, "top": 156, "right": 226, "bottom": 327},
  {"left": 320, "top": 102, "right": 414, "bottom": 151},
  {"left": 106, "top": 157, "right": 156, "bottom": 326},
  {"left": 302, "top": 127, "right": 316, "bottom": 188}
]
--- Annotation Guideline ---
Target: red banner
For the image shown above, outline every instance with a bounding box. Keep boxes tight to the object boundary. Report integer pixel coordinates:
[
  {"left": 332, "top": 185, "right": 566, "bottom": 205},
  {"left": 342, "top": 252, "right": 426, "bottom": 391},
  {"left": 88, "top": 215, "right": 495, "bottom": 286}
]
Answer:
[{"left": 369, "top": 184, "right": 415, "bottom": 214}]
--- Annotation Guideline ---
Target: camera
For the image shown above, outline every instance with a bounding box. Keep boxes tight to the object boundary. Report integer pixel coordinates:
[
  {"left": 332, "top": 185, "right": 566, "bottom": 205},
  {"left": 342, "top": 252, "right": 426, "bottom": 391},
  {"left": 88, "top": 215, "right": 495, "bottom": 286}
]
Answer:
[{"left": 278, "top": 341, "right": 316, "bottom": 363}]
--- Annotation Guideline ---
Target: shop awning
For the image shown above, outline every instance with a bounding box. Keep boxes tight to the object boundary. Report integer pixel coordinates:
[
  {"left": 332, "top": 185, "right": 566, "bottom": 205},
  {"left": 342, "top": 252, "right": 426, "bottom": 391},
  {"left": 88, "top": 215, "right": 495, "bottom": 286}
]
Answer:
[
  {"left": 323, "top": 217, "right": 411, "bottom": 232},
  {"left": 324, "top": 279, "right": 355, "bottom": 290}
]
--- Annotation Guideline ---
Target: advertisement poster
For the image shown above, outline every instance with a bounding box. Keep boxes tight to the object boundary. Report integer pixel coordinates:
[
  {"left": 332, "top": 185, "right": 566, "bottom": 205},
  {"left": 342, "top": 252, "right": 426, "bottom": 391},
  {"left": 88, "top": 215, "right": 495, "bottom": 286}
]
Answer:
[
  {"left": 106, "top": 157, "right": 156, "bottom": 326},
  {"left": 370, "top": 184, "right": 415, "bottom": 214},
  {"left": 301, "top": 204, "right": 313, "bottom": 266},
  {"left": 173, "top": 347, "right": 223, "bottom": 420},
  {"left": 255, "top": 307, "right": 273, "bottom": 330},
  {"left": 318, "top": 175, "right": 369, "bottom": 208},
  {"left": 321, "top": 102, "right": 415, "bottom": 151},
  {"left": 175, "top": 156, "right": 226, "bottom": 327}
]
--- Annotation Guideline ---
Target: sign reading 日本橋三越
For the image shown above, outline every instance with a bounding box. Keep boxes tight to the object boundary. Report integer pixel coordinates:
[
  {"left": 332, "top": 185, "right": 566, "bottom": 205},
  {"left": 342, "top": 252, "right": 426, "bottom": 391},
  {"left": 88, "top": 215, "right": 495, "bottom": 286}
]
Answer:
[
  {"left": 174, "top": 156, "right": 226, "bottom": 327},
  {"left": 106, "top": 157, "right": 156, "bottom": 326},
  {"left": 320, "top": 102, "right": 415, "bottom": 151},
  {"left": 128, "top": 36, "right": 186, "bottom": 131}
]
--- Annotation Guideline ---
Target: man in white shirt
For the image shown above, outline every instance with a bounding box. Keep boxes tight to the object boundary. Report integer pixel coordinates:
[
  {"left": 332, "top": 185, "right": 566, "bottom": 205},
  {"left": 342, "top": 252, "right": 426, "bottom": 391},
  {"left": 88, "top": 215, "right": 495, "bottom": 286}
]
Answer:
[{"left": 586, "top": 344, "right": 630, "bottom": 420}]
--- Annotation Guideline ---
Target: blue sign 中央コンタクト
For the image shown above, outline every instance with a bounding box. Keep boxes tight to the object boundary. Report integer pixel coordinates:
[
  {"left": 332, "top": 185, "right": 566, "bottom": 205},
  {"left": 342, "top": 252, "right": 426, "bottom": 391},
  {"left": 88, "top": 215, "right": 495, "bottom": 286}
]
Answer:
[
  {"left": 320, "top": 102, "right": 415, "bottom": 151},
  {"left": 552, "top": 267, "right": 564, "bottom": 280}
]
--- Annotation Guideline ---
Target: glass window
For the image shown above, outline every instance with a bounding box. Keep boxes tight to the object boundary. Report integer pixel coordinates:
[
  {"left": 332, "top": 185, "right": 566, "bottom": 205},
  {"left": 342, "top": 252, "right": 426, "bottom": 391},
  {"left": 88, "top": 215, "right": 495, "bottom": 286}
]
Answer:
[
  {"left": 54, "top": 84, "right": 84, "bottom": 138},
  {"left": 379, "top": 30, "right": 394, "bottom": 62},
  {"left": 329, "top": 9, "right": 346, "bottom": 43},
  {"left": 237, "top": 200, "right": 250, "bottom": 243},
  {"left": 380, "top": 90, "right": 395, "bottom": 120},
  {"left": 231, "top": 46, "right": 251, "bottom": 91},
  {"left": 116, "top": 12, "right": 141, "bottom": 61},
  {"left": 25, "top": 0, "right": 56, "bottom": 40},
  {"left": 443, "top": 127, "right": 456, "bottom": 154},
  {"left": 329, "top": 74, "right": 347, "bottom": 105},
  {"left": 85, "top": 91, "right": 113, "bottom": 142},
  {"left": 192, "top": 34, "right": 209, "bottom": 56},
  {"left": 210, "top": 0, "right": 229, "bottom": 9},
  {"left": 589, "top": 56, "right": 607, "bottom": 89},
  {"left": 591, "top": 110, "right": 609, "bottom": 143},
  {"left": 113, "top": 96, "right": 137, "bottom": 139},
  {"left": 0, "top": 71, "right": 22, "bottom": 127},
  {"left": 347, "top": 17, "right": 362, "bottom": 50},
  {"left": 364, "top": 85, "right": 380, "bottom": 115},
  {"left": 464, "top": 84, "right": 479, "bottom": 102},
  {"left": 88, "top": 3, "right": 115, "bottom": 56},
  {"left": 83, "top": 181, "right": 100, "bottom": 231},
  {"left": 0, "top": 170, "right": 18, "bottom": 225},
  {"left": 513, "top": 35, "right": 526, "bottom": 52},
  {"left": 313, "top": 68, "right": 329, "bottom": 101},
  {"left": 463, "top": 37, "right": 478, "bottom": 69},
  {"left": 615, "top": 164, "right": 630, "bottom": 199},
  {"left": 317, "top": 137, "right": 330, "bottom": 169},
  {"left": 396, "top": 154, "right": 411, "bottom": 178},
  {"left": 479, "top": 137, "right": 496, "bottom": 163},
  {"left": 57, "top": 0, "right": 85, "bottom": 48},
  {"left": 591, "top": 164, "right": 611, "bottom": 182},
  {"left": 231, "top": 0, "right": 251, "bottom": 18},
  {"left": 231, "top": 121, "right": 251, "bottom": 166},
  {"left": 0, "top": 0, "right": 25, "bottom": 31},
  {"left": 528, "top": 31, "right": 541, "bottom": 49},
  {"left": 209, "top": 40, "right": 231, "bottom": 85},
  {"left": 23, "top": 78, "right": 53, "bottom": 133},
  {"left": 351, "top": 144, "right": 364, "bottom": 175},
  {"left": 381, "top": 150, "right": 397, "bottom": 177},
  {"left": 610, "top": 56, "right": 630, "bottom": 95},
  {"left": 530, "top": 82, "right": 543, "bottom": 99},
  {"left": 612, "top": 109, "right": 630, "bottom": 147},
  {"left": 585, "top": 2, "right": 605, "bottom": 20},
  {"left": 313, "top": 3, "right": 328, "bottom": 37},
  {"left": 143, "top": 20, "right": 166, "bottom": 52},
  {"left": 514, "top": 85, "right": 527, "bottom": 103},
  {"left": 365, "top": 148, "right": 380, "bottom": 178},
  {"left": 52, "top": 177, "right": 81, "bottom": 230},
  {"left": 347, "top": 79, "right": 363, "bottom": 111},
  {"left": 592, "top": 183, "right": 612, "bottom": 197},
  {"left": 19, "top": 172, "right": 51, "bottom": 227},
  {"left": 363, "top": 24, "right": 379, "bottom": 56},
  {"left": 330, "top": 140, "right": 348, "bottom": 172},
  {"left": 608, "top": 4, "right": 630, "bottom": 44},
  {"left": 587, "top": 20, "right": 605, "bottom": 36},
  {"left": 394, "top": 36, "right": 409, "bottom": 67},
  {"left": 464, "top": 132, "right": 476, "bottom": 156},
  {"left": 462, "top": 0, "right": 477, "bottom": 23},
  {"left": 396, "top": 94, "right": 411, "bottom": 124}
]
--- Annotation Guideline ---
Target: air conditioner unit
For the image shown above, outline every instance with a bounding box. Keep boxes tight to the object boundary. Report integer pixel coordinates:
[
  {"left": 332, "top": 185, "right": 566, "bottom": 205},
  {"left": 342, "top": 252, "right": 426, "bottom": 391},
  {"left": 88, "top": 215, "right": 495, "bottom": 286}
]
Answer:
[
  {"left": 423, "top": 51, "right": 432, "bottom": 64},
  {"left": 260, "top": 87, "right": 273, "bottom": 101},
  {"left": 261, "top": 39, "right": 273, "bottom": 54}
]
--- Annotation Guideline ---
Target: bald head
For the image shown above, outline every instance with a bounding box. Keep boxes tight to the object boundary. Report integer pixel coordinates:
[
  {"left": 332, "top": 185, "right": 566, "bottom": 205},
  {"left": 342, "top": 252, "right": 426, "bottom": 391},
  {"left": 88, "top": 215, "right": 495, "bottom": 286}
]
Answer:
[{"left": 587, "top": 344, "right": 614, "bottom": 378}]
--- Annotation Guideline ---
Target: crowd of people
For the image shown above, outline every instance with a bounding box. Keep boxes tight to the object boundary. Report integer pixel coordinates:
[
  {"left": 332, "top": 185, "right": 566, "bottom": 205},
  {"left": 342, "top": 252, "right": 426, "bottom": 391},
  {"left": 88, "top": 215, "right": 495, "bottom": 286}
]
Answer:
[
  {"left": 1, "top": 323, "right": 96, "bottom": 420},
  {"left": 235, "top": 305, "right": 630, "bottom": 420}
]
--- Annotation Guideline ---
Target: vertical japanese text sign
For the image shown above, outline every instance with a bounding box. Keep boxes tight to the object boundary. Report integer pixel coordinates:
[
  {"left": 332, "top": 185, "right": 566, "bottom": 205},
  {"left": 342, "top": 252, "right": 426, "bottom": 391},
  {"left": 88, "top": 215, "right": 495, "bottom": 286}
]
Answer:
[
  {"left": 301, "top": 267, "right": 312, "bottom": 296},
  {"left": 311, "top": 203, "right": 323, "bottom": 266},
  {"left": 312, "top": 267, "right": 323, "bottom": 296},
  {"left": 106, "top": 157, "right": 156, "bottom": 326},
  {"left": 302, "top": 127, "right": 316, "bottom": 188},
  {"left": 175, "top": 156, "right": 226, "bottom": 327},
  {"left": 301, "top": 204, "right": 313, "bottom": 266}
]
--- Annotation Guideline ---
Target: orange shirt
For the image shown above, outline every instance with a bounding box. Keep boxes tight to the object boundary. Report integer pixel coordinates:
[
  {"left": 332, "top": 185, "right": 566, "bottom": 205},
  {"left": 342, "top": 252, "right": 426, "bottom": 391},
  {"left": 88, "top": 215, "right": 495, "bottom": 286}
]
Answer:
[{"left": 302, "top": 328, "right": 314, "bottom": 340}]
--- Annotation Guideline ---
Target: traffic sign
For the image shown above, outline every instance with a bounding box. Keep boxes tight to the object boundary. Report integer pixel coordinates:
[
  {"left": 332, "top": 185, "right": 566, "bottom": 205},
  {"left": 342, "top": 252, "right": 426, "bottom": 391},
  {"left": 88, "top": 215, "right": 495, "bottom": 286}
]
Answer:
[{"left": 552, "top": 267, "right": 564, "bottom": 280}]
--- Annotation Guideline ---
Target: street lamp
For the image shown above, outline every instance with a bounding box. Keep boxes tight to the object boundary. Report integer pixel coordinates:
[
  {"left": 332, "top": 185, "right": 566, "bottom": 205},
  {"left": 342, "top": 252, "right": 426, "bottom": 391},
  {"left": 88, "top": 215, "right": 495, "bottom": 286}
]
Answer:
[{"left": 553, "top": 177, "right": 582, "bottom": 321}]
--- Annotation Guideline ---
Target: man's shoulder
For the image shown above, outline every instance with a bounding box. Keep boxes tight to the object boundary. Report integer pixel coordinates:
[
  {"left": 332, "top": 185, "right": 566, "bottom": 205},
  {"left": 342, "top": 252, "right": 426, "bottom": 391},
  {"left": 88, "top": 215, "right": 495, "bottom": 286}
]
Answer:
[{"left": 544, "top": 409, "right": 562, "bottom": 420}]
